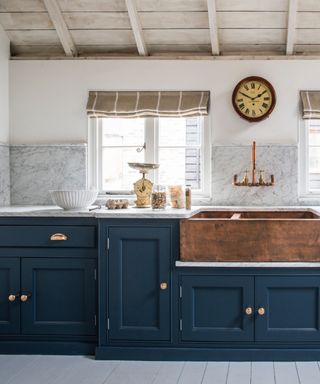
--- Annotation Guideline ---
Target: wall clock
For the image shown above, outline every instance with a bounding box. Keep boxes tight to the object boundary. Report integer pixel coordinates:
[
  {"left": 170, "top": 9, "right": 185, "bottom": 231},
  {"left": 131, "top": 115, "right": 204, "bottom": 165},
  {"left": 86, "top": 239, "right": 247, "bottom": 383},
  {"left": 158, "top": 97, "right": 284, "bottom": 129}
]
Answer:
[{"left": 232, "top": 76, "right": 276, "bottom": 122}]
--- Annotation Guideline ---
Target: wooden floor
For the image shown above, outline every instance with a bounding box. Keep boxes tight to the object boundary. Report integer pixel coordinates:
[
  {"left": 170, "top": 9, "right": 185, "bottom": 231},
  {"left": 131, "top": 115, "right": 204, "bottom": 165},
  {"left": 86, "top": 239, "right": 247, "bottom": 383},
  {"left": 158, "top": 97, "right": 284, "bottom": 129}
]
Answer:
[{"left": 1, "top": 356, "right": 320, "bottom": 383}]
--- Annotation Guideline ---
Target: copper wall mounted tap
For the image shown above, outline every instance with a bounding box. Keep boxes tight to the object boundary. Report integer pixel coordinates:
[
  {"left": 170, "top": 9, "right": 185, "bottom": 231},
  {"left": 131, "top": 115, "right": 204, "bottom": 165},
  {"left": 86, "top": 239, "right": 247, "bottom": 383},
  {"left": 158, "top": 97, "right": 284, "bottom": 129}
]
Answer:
[{"left": 233, "top": 141, "right": 274, "bottom": 187}]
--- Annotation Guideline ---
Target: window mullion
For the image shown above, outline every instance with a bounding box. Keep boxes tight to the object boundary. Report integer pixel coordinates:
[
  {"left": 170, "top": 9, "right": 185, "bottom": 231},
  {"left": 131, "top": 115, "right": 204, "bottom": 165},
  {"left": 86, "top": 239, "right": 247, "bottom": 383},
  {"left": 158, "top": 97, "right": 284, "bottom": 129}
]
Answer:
[
  {"left": 154, "top": 118, "right": 159, "bottom": 184},
  {"left": 87, "top": 117, "right": 98, "bottom": 190},
  {"left": 144, "top": 118, "right": 155, "bottom": 163},
  {"left": 97, "top": 119, "right": 103, "bottom": 192}
]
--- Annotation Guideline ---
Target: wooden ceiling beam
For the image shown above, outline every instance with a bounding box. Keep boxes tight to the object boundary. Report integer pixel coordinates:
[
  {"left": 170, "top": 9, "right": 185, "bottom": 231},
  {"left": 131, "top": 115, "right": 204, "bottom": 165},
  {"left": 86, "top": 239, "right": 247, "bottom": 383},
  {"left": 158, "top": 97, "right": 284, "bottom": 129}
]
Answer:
[
  {"left": 43, "top": 0, "right": 78, "bottom": 57},
  {"left": 207, "top": 0, "right": 219, "bottom": 55},
  {"left": 286, "top": 0, "right": 298, "bottom": 55},
  {"left": 125, "top": 0, "right": 148, "bottom": 56}
]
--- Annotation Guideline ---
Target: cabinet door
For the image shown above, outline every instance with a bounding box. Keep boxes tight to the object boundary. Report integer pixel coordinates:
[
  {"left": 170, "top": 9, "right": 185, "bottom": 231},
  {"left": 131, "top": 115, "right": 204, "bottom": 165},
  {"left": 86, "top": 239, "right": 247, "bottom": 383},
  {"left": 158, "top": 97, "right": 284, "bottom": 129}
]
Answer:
[
  {"left": 255, "top": 276, "right": 320, "bottom": 342},
  {"left": 21, "top": 258, "right": 96, "bottom": 336},
  {"left": 181, "top": 276, "right": 254, "bottom": 342},
  {"left": 108, "top": 226, "right": 171, "bottom": 341},
  {"left": 0, "top": 258, "right": 20, "bottom": 334}
]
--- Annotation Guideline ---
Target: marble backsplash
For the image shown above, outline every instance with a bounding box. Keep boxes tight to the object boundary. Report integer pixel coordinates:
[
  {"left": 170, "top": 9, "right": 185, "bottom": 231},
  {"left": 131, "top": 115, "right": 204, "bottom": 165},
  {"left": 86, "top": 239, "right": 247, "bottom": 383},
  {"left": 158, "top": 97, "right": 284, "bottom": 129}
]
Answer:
[
  {"left": 212, "top": 145, "right": 298, "bottom": 206},
  {"left": 0, "top": 143, "right": 301, "bottom": 206},
  {"left": 0, "top": 144, "right": 10, "bottom": 206},
  {"left": 10, "top": 144, "right": 87, "bottom": 205}
]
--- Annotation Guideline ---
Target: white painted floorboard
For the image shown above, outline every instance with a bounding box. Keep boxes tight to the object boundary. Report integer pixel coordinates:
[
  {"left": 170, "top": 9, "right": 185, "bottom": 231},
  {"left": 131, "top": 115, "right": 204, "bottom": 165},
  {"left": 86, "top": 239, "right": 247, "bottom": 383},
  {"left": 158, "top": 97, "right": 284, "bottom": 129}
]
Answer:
[
  {"left": 1, "top": 355, "right": 319, "bottom": 384},
  {"left": 296, "top": 361, "right": 320, "bottom": 384},
  {"left": 274, "top": 362, "right": 300, "bottom": 384},
  {"left": 251, "top": 362, "right": 275, "bottom": 384},
  {"left": 202, "top": 361, "right": 229, "bottom": 384}
]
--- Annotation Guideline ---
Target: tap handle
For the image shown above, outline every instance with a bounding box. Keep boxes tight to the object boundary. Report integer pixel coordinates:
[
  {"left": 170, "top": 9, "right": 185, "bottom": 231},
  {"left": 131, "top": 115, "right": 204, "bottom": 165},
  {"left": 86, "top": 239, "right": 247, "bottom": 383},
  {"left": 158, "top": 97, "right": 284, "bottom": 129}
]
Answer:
[
  {"left": 243, "top": 170, "right": 249, "bottom": 185},
  {"left": 258, "top": 170, "right": 265, "bottom": 185}
]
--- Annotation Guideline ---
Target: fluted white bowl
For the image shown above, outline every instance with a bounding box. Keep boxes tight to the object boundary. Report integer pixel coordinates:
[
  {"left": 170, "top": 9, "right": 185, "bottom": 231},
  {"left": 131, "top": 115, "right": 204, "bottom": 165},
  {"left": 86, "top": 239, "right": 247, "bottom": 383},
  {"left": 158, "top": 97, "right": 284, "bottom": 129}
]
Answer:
[{"left": 50, "top": 190, "right": 98, "bottom": 210}]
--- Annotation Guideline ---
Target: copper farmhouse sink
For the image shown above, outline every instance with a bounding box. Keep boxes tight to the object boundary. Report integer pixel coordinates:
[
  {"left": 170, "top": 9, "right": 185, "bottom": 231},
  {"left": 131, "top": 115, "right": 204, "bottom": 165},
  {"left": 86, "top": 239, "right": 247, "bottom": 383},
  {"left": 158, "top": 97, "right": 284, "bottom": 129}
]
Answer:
[{"left": 180, "top": 210, "right": 320, "bottom": 262}]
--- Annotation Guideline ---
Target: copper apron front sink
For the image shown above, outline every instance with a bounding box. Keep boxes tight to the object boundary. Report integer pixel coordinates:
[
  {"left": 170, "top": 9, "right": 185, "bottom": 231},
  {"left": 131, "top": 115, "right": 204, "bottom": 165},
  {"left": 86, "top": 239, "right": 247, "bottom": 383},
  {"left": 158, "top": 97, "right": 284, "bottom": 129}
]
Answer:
[{"left": 180, "top": 210, "right": 320, "bottom": 262}]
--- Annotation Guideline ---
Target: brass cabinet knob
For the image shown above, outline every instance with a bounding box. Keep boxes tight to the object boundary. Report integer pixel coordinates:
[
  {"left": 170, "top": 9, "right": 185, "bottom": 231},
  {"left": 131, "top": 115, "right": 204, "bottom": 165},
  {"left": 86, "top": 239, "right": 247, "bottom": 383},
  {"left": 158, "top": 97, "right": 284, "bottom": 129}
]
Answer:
[
  {"left": 8, "top": 294, "right": 18, "bottom": 302},
  {"left": 257, "top": 307, "right": 265, "bottom": 316},
  {"left": 160, "top": 282, "right": 168, "bottom": 290},
  {"left": 20, "top": 294, "right": 31, "bottom": 302},
  {"left": 244, "top": 307, "right": 253, "bottom": 315},
  {"left": 50, "top": 233, "right": 68, "bottom": 241}
]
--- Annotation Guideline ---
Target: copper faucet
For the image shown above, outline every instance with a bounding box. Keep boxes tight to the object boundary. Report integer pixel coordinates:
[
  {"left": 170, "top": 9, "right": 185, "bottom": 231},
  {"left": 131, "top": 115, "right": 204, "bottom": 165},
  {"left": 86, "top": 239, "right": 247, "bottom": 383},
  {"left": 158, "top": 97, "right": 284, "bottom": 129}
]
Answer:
[{"left": 233, "top": 141, "right": 274, "bottom": 187}]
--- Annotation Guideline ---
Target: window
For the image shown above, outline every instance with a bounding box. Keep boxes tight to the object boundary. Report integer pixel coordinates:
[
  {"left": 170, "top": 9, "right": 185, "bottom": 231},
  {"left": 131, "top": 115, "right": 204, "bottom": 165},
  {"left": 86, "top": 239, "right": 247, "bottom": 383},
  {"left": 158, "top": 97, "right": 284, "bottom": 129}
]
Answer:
[
  {"left": 300, "top": 119, "right": 320, "bottom": 196},
  {"left": 88, "top": 117, "right": 210, "bottom": 196}
]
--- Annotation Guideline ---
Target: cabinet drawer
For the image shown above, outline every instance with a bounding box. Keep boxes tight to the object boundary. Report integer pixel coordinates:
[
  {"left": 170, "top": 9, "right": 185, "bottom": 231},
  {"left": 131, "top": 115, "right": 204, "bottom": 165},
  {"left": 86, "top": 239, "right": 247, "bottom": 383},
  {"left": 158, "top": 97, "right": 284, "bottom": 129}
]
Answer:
[{"left": 0, "top": 226, "right": 96, "bottom": 248}]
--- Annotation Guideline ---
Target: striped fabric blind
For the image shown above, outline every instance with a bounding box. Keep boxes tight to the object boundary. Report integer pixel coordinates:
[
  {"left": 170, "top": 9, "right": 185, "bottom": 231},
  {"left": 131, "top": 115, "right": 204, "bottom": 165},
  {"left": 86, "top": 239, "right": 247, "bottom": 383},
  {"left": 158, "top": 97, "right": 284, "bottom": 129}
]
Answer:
[
  {"left": 301, "top": 91, "right": 320, "bottom": 119},
  {"left": 86, "top": 91, "right": 210, "bottom": 118}
]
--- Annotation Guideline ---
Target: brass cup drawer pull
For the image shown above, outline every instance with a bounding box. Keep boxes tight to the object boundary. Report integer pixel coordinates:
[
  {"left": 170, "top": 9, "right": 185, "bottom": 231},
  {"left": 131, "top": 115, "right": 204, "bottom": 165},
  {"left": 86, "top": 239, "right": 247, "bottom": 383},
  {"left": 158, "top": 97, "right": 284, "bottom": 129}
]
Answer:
[
  {"left": 50, "top": 233, "right": 68, "bottom": 241},
  {"left": 8, "top": 294, "right": 20, "bottom": 302},
  {"left": 257, "top": 307, "right": 265, "bottom": 316},
  {"left": 160, "top": 282, "right": 168, "bottom": 290},
  {"left": 244, "top": 307, "right": 253, "bottom": 316},
  {"left": 20, "top": 294, "right": 31, "bottom": 302}
]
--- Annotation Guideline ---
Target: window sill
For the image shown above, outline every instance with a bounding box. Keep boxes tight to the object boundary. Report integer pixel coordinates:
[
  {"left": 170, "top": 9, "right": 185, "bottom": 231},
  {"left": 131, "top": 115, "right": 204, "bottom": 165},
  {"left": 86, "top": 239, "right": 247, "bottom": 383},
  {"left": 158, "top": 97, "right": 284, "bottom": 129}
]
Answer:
[{"left": 299, "top": 195, "right": 320, "bottom": 204}]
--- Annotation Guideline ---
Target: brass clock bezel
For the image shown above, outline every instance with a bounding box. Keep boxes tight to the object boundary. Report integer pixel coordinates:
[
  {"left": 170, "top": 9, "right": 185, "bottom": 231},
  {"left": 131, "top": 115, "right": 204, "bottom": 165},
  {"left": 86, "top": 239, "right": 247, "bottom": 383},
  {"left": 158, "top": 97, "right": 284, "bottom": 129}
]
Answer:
[{"left": 232, "top": 76, "right": 276, "bottom": 122}]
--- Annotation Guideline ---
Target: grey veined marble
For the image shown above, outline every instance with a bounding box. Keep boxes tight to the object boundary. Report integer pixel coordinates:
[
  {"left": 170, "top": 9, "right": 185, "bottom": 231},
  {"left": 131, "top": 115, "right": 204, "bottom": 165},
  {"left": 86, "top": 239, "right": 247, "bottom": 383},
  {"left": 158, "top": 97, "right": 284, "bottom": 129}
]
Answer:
[
  {"left": 0, "top": 144, "right": 10, "bottom": 206},
  {"left": 212, "top": 145, "right": 298, "bottom": 206},
  {"left": 10, "top": 144, "right": 87, "bottom": 205}
]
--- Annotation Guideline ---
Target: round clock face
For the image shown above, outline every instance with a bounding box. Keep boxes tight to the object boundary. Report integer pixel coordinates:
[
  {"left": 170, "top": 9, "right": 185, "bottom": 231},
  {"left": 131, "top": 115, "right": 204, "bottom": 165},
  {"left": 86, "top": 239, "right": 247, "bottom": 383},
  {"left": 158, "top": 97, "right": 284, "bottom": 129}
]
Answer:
[{"left": 232, "top": 76, "right": 276, "bottom": 122}]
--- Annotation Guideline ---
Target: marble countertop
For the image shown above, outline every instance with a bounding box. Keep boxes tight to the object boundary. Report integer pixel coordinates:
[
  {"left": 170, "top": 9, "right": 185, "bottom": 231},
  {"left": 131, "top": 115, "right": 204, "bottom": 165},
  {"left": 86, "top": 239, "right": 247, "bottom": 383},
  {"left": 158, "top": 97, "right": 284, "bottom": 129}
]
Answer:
[
  {"left": 0, "top": 205, "right": 199, "bottom": 218},
  {"left": 0, "top": 205, "right": 319, "bottom": 218}
]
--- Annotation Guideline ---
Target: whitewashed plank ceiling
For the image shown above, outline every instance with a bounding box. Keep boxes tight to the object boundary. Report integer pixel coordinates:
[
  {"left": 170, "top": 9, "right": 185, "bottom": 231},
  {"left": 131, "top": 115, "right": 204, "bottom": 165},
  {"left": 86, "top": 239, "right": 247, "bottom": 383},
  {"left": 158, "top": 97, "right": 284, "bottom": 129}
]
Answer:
[{"left": 0, "top": 0, "right": 319, "bottom": 59}]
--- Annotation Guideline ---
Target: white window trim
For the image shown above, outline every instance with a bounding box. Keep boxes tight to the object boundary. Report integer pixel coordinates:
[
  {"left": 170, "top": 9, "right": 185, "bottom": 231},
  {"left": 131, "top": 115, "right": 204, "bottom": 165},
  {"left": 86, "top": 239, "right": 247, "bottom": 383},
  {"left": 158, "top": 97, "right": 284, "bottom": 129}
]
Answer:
[
  {"left": 88, "top": 117, "right": 212, "bottom": 200},
  {"left": 299, "top": 119, "right": 320, "bottom": 200}
]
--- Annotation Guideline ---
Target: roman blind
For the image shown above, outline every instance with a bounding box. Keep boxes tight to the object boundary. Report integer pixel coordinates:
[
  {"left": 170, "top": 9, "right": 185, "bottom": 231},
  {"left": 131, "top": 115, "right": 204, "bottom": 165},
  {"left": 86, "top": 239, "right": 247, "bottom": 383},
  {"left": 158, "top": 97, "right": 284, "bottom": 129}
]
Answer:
[
  {"left": 301, "top": 91, "right": 320, "bottom": 119},
  {"left": 86, "top": 91, "right": 210, "bottom": 118}
]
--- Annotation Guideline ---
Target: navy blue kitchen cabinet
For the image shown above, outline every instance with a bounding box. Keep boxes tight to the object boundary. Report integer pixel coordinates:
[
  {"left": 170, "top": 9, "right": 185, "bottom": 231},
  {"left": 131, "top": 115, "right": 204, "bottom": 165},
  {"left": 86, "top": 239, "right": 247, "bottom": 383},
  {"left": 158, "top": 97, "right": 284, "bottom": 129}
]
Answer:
[
  {"left": 180, "top": 275, "right": 254, "bottom": 342},
  {"left": 0, "top": 258, "right": 20, "bottom": 334},
  {"left": 0, "top": 217, "right": 98, "bottom": 355},
  {"left": 108, "top": 226, "right": 171, "bottom": 341},
  {"left": 255, "top": 275, "right": 320, "bottom": 342},
  {"left": 21, "top": 258, "right": 96, "bottom": 336}
]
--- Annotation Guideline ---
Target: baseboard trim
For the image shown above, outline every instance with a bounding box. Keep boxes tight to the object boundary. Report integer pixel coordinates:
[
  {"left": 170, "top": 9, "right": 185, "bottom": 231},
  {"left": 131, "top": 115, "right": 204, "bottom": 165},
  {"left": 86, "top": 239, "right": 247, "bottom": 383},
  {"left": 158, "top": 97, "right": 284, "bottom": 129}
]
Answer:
[
  {"left": 0, "top": 341, "right": 95, "bottom": 355},
  {"left": 95, "top": 346, "right": 320, "bottom": 361}
]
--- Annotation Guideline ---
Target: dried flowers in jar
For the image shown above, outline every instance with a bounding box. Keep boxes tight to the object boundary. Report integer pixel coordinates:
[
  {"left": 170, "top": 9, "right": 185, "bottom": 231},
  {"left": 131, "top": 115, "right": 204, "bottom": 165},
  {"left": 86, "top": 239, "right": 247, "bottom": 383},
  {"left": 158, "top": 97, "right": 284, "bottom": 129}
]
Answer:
[{"left": 168, "top": 185, "right": 185, "bottom": 209}]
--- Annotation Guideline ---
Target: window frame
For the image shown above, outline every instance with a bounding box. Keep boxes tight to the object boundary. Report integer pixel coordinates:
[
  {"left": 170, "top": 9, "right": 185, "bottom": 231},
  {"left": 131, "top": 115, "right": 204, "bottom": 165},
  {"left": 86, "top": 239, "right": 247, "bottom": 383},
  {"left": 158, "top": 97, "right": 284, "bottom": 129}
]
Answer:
[
  {"left": 299, "top": 119, "right": 320, "bottom": 198},
  {"left": 88, "top": 116, "right": 211, "bottom": 198}
]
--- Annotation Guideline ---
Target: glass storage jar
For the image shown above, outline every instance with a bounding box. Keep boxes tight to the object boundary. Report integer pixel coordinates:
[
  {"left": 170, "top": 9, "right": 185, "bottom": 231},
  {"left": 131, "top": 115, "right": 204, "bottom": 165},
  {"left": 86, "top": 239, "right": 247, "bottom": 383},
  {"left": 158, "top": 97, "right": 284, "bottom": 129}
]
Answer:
[
  {"left": 168, "top": 185, "right": 185, "bottom": 209},
  {"left": 151, "top": 185, "right": 167, "bottom": 210}
]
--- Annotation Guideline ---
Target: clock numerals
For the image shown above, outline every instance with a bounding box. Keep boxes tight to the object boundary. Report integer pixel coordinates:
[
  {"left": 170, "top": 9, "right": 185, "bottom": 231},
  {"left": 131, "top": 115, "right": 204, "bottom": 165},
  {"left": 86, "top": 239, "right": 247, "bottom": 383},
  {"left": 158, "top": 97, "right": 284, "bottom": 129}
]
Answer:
[
  {"left": 262, "top": 102, "right": 268, "bottom": 109},
  {"left": 239, "top": 103, "right": 245, "bottom": 110},
  {"left": 252, "top": 110, "right": 256, "bottom": 117}
]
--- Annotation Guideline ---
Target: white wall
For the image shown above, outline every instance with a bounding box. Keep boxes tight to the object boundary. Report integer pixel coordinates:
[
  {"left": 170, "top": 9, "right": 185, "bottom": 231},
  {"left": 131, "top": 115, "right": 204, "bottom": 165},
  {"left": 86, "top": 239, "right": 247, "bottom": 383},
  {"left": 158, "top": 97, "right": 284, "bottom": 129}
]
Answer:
[
  {"left": 9, "top": 59, "right": 320, "bottom": 145},
  {"left": 0, "top": 26, "right": 9, "bottom": 143}
]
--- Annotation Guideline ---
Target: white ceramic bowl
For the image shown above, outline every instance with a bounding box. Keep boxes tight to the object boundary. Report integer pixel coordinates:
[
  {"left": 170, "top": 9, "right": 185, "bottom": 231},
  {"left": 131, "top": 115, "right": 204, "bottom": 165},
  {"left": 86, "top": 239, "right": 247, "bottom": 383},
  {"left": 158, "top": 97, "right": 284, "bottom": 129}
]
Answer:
[{"left": 50, "top": 190, "right": 98, "bottom": 210}]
